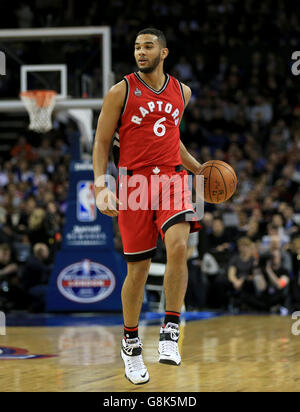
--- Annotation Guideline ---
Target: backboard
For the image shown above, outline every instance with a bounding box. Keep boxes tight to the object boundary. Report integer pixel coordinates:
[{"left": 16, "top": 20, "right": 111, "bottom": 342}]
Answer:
[{"left": 0, "top": 26, "right": 112, "bottom": 112}]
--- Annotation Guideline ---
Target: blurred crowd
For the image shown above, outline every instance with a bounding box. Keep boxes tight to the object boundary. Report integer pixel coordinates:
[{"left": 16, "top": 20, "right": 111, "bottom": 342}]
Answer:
[
  {"left": 0, "top": 0, "right": 299, "bottom": 312},
  {"left": 0, "top": 128, "right": 70, "bottom": 311}
]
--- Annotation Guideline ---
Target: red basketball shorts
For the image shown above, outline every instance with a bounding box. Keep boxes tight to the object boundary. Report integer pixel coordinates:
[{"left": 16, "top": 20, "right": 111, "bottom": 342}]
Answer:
[{"left": 117, "top": 165, "right": 201, "bottom": 262}]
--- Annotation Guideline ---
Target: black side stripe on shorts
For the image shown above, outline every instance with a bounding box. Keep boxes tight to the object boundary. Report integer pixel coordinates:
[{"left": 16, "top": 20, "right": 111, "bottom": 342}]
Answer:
[
  {"left": 161, "top": 210, "right": 195, "bottom": 235},
  {"left": 124, "top": 248, "right": 157, "bottom": 262}
]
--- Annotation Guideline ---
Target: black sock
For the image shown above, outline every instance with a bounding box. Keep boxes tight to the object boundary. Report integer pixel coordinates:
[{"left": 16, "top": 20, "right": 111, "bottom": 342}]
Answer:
[
  {"left": 164, "top": 311, "right": 180, "bottom": 327},
  {"left": 124, "top": 325, "right": 138, "bottom": 340}
]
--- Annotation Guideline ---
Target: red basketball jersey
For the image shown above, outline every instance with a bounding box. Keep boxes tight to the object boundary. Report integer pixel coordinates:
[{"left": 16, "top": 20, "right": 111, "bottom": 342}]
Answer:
[{"left": 117, "top": 72, "right": 185, "bottom": 169}]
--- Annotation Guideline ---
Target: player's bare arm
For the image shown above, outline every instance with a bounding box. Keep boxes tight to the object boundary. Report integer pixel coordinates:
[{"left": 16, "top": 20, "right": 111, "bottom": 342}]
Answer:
[
  {"left": 179, "top": 83, "right": 202, "bottom": 175},
  {"left": 180, "top": 140, "right": 202, "bottom": 175},
  {"left": 93, "top": 80, "right": 126, "bottom": 217}
]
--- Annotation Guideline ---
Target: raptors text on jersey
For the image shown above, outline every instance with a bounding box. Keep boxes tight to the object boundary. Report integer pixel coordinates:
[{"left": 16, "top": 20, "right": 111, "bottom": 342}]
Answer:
[{"left": 117, "top": 72, "right": 185, "bottom": 169}]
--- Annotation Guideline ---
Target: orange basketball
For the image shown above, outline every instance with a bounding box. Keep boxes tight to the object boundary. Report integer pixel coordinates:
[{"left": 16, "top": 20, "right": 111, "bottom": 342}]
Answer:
[{"left": 199, "top": 160, "right": 238, "bottom": 204}]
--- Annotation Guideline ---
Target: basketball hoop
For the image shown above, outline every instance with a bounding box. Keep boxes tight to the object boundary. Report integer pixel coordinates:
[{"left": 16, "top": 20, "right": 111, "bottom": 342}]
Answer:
[{"left": 20, "top": 90, "right": 57, "bottom": 133}]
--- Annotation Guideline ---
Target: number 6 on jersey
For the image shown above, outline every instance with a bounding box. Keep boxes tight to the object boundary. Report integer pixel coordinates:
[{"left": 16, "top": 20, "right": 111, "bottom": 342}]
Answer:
[{"left": 154, "top": 117, "right": 166, "bottom": 137}]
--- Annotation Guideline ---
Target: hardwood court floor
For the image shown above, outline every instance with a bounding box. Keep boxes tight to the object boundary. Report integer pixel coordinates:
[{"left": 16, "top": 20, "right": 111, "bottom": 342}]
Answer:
[{"left": 0, "top": 315, "right": 299, "bottom": 392}]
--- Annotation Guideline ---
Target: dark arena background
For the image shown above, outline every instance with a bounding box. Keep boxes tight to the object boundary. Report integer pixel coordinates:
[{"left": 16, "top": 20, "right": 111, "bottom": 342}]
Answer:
[{"left": 0, "top": 0, "right": 300, "bottom": 394}]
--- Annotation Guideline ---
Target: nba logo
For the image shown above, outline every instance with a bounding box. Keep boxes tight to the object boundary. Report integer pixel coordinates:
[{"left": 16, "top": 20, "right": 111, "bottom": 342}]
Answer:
[
  {"left": 77, "top": 181, "right": 96, "bottom": 222},
  {"left": 134, "top": 87, "right": 142, "bottom": 97}
]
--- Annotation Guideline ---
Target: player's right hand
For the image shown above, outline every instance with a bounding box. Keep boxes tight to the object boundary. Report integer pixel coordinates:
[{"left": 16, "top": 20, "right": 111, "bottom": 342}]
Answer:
[{"left": 95, "top": 186, "right": 121, "bottom": 217}]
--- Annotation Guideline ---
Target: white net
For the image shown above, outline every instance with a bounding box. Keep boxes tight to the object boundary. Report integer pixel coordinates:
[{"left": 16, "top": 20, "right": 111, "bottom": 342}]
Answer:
[{"left": 20, "top": 90, "right": 57, "bottom": 133}]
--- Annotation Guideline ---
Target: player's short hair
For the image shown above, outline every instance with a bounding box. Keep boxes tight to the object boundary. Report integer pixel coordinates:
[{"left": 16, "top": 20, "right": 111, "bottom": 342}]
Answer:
[{"left": 136, "top": 28, "right": 167, "bottom": 48}]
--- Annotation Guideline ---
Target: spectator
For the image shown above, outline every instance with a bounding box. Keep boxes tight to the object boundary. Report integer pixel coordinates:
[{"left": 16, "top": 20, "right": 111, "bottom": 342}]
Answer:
[
  {"left": 202, "top": 217, "right": 232, "bottom": 274},
  {"left": 185, "top": 232, "right": 208, "bottom": 310},
  {"left": 17, "top": 197, "right": 37, "bottom": 233},
  {"left": 15, "top": 160, "right": 34, "bottom": 183},
  {"left": 271, "top": 213, "right": 289, "bottom": 239},
  {"left": 10, "top": 136, "right": 37, "bottom": 162},
  {"left": 0, "top": 243, "right": 20, "bottom": 310},
  {"left": 267, "top": 235, "right": 292, "bottom": 274},
  {"left": 173, "top": 56, "right": 194, "bottom": 82},
  {"left": 261, "top": 223, "right": 290, "bottom": 253},
  {"left": 27, "top": 208, "right": 48, "bottom": 246},
  {"left": 44, "top": 201, "right": 62, "bottom": 257},
  {"left": 36, "top": 138, "right": 54, "bottom": 158},
  {"left": 245, "top": 219, "right": 261, "bottom": 244},
  {"left": 20, "top": 243, "right": 51, "bottom": 312},
  {"left": 200, "top": 217, "right": 233, "bottom": 308},
  {"left": 289, "top": 236, "right": 300, "bottom": 311},
  {"left": 281, "top": 205, "right": 299, "bottom": 236},
  {"left": 0, "top": 162, "right": 11, "bottom": 187},
  {"left": 215, "top": 237, "right": 267, "bottom": 311},
  {"left": 264, "top": 249, "right": 290, "bottom": 313},
  {"left": 32, "top": 164, "right": 48, "bottom": 186},
  {"left": 249, "top": 96, "right": 273, "bottom": 125},
  {"left": 0, "top": 243, "right": 18, "bottom": 280}
]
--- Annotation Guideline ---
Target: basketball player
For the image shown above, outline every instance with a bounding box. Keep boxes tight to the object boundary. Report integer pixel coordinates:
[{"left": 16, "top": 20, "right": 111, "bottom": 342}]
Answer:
[{"left": 93, "top": 28, "right": 202, "bottom": 385}]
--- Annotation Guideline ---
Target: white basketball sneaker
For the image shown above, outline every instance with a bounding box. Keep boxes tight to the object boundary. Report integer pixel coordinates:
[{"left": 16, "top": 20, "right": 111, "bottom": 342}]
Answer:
[
  {"left": 158, "top": 322, "right": 181, "bottom": 365},
  {"left": 121, "top": 337, "right": 149, "bottom": 385}
]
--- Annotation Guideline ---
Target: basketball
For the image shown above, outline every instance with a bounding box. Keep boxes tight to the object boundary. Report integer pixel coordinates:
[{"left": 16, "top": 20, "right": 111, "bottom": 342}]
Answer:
[{"left": 199, "top": 160, "right": 238, "bottom": 204}]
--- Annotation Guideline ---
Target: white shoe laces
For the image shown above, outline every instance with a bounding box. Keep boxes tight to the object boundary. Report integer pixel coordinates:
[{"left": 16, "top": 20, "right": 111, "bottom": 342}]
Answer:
[
  {"left": 127, "top": 354, "right": 146, "bottom": 373},
  {"left": 123, "top": 338, "right": 142, "bottom": 354},
  {"left": 160, "top": 339, "right": 179, "bottom": 356},
  {"left": 160, "top": 324, "right": 180, "bottom": 355},
  {"left": 164, "top": 328, "right": 179, "bottom": 341}
]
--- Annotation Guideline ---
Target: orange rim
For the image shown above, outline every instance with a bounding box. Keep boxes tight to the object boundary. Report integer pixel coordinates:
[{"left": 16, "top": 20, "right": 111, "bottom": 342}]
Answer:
[{"left": 20, "top": 90, "right": 57, "bottom": 107}]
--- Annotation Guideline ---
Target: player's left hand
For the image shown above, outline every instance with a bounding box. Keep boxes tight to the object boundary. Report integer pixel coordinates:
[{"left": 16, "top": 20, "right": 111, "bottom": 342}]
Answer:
[{"left": 95, "top": 186, "right": 121, "bottom": 217}]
